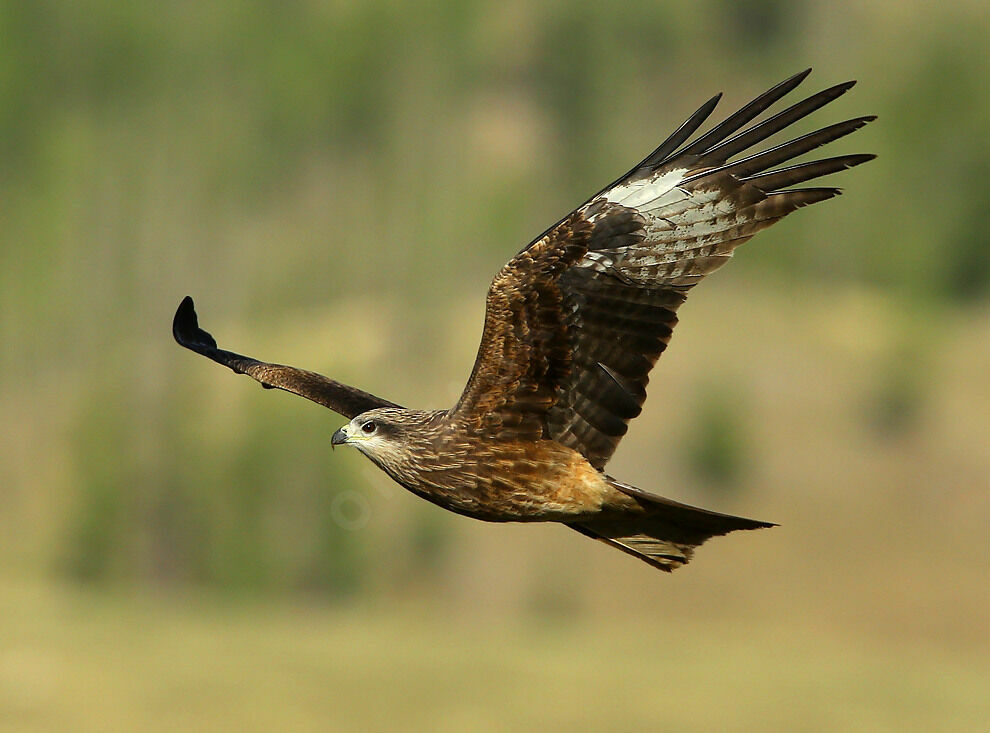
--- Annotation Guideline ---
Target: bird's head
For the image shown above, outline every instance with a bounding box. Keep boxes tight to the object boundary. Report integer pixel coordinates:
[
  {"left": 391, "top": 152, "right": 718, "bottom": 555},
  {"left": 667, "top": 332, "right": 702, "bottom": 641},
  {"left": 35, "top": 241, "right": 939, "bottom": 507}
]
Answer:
[
  {"left": 331, "top": 408, "right": 440, "bottom": 473},
  {"left": 332, "top": 408, "right": 397, "bottom": 452}
]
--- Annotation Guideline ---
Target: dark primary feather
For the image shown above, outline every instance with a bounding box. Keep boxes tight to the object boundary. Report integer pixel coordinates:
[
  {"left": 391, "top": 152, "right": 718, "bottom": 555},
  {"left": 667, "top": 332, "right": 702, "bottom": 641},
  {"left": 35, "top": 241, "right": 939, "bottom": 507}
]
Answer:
[
  {"left": 637, "top": 93, "right": 723, "bottom": 171},
  {"left": 450, "top": 71, "right": 874, "bottom": 469},
  {"left": 741, "top": 153, "right": 875, "bottom": 190},
  {"left": 676, "top": 68, "right": 812, "bottom": 158},
  {"left": 538, "top": 67, "right": 815, "bottom": 233},
  {"left": 699, "top": 80, "right": 858, "bottom": 163},
  {"left": 172, "top": 296, "right": 399, "bottom": 418},
  {"left": 684, "top": 117, "right": 876, "bottom": 184}
]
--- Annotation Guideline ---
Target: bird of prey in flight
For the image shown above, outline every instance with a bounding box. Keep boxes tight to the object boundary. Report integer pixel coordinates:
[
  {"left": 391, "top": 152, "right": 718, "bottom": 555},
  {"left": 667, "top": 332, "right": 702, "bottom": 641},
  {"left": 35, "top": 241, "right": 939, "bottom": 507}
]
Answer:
[{"left": 174, "top": 69, "right": 873, "bottom": 572}]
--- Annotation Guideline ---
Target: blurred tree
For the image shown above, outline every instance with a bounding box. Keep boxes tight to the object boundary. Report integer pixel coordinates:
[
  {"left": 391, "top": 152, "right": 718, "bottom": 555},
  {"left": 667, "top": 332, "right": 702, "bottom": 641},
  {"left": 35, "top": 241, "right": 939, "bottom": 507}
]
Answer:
[
  {"left": 717, "top": 0, "right": 800, "bottom": 53},
  {"left": 943, "top": 158, "right": 990, "bottom": 303},
  {"left": 683, "top": 385, "right": 750, "bottom": 495}
]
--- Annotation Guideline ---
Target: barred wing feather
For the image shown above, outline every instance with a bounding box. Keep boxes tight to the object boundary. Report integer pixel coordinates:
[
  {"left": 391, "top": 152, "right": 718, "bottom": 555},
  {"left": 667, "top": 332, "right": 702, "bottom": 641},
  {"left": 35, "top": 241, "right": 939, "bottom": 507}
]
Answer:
[{"left": 450, "top": 71, "right": 873, "bottom": 469}]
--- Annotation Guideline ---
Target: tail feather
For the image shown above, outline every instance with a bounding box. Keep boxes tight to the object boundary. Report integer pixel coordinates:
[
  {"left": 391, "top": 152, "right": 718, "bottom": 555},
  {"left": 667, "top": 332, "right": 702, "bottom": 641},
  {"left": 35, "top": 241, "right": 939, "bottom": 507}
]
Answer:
[{"left": 569, "top": 478, "right": 774, "bottom": 572}]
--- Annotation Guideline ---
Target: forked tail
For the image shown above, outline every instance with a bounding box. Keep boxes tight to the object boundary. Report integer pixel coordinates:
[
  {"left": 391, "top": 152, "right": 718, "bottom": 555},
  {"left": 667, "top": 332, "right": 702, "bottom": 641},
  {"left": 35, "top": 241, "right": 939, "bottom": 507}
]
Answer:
[{"left": 569, "top": 478, "right": 774, "bottom": 572}]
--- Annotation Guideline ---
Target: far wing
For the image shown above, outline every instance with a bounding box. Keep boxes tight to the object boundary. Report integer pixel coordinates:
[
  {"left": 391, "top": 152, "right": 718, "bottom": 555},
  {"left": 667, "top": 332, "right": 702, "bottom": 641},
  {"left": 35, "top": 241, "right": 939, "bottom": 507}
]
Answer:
[
  {"left": 448, "top": 71, "right": 873, "bottom": 468},
  {"left": 173, "top": 296, "right": 400, "bottom": 418}
]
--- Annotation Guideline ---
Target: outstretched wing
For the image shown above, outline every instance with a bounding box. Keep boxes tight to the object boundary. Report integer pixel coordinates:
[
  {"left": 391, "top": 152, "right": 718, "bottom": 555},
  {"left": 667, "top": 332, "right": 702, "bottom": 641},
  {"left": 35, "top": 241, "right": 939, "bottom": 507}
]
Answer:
[
  {"left": 448, "top": 70, "right": 874, "bottom": 469},
  {"left": 173, "top": 296, "right": 400, "bottom": 418}
]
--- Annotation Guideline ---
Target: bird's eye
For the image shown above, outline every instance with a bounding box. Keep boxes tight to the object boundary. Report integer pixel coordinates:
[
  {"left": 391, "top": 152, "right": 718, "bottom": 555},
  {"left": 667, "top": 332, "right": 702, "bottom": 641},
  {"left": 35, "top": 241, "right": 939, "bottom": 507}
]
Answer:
[{"left": 361, "top": 420, "right": 377, "bottom": 435}]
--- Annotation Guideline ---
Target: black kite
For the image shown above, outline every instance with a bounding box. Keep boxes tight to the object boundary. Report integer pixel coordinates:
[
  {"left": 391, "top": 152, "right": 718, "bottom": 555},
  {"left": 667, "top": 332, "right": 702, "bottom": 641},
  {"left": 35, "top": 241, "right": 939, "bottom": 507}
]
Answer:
[{"left": 174, "top": 70, "right": 873, "bottom": 571}]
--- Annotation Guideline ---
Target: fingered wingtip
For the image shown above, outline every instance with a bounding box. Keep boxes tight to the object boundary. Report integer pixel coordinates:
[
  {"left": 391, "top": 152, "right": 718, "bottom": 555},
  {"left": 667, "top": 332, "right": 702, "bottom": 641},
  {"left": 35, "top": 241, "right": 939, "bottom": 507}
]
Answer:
[
  {"left": 172, "top": 295, "right": 218, "bottom": 351},
  {"left": 172, "top": 295, "right": 197, "bottom": 342}
]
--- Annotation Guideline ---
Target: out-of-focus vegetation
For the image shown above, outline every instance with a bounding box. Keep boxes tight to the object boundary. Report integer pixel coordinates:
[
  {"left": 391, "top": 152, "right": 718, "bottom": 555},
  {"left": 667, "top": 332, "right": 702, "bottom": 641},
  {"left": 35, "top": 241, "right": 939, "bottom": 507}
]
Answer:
[
  {"left": 1, "top": 1, "right": 988, "bottom": 730},
  {"left": 2, "top": 579, "right": 987, "bottom": 732}
]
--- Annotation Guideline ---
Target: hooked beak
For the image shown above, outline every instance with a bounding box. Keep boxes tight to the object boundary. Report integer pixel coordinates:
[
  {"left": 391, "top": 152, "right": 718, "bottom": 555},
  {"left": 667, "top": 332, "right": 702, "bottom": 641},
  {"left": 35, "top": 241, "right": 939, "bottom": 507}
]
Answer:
[{"left": 331, "top": 426, "right": 349, "bottom": 448}]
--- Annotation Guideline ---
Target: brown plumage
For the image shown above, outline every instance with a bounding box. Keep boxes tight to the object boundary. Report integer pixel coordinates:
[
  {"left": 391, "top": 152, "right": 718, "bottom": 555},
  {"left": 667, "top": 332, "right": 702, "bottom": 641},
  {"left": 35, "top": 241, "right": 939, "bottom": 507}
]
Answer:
[{"left": 173, "top": 69, "right": 874, "bottom": 572}]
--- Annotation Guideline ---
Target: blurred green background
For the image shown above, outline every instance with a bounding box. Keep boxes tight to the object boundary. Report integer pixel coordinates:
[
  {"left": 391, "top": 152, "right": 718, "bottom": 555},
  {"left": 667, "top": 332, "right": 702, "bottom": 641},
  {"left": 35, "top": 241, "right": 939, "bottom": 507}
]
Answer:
[{"left": 2, "top": 1, "right": 988, "bottom": 730}]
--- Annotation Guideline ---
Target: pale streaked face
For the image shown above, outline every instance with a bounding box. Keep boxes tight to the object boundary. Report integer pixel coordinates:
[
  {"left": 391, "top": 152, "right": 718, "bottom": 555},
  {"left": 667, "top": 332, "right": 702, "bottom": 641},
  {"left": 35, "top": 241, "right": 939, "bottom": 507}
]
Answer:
[{"left": 330, "top": 408, "right": 409, "bottom": 469}]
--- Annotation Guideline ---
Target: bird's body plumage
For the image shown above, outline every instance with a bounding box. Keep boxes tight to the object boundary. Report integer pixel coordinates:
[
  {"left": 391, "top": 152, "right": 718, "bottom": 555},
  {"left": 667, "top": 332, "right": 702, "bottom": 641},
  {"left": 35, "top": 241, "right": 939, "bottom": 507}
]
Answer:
[
  {"left": 347, "top": 407, "right": 620, "bottom": 522},
  {"left": 174, "top": 70, "right": 873, "bottom": 572}
]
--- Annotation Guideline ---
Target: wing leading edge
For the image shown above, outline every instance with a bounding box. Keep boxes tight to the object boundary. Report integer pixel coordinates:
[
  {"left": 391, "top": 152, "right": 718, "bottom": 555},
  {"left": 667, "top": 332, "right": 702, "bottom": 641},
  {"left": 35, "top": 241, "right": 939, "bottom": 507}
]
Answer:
[{"left": 172, "top": 296, "right": 399, "bottom": 418}]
